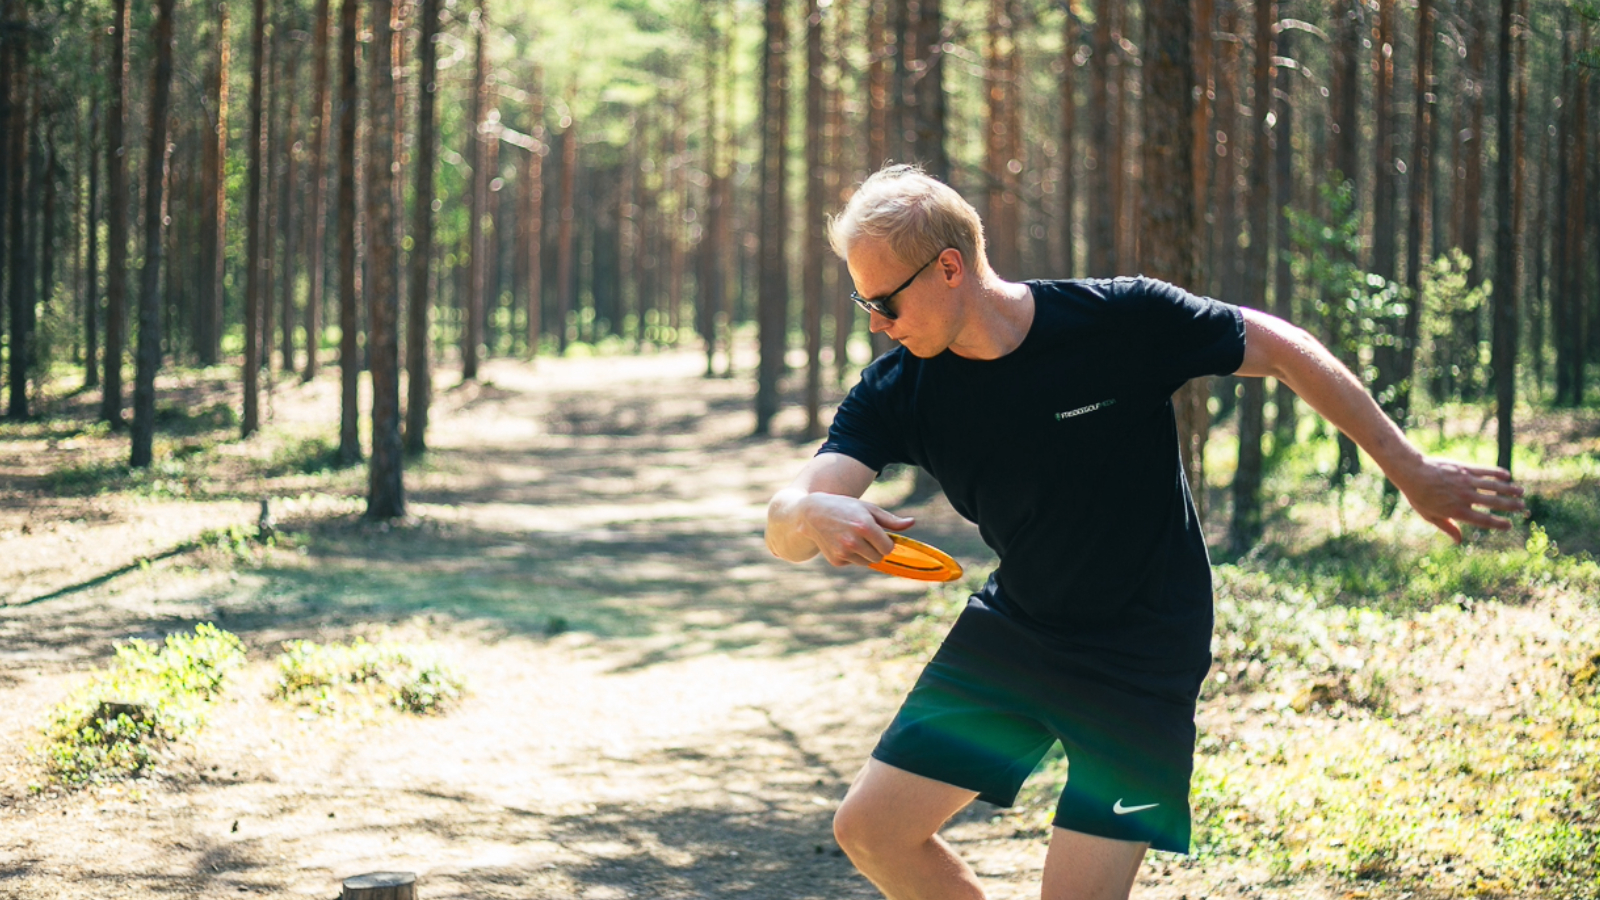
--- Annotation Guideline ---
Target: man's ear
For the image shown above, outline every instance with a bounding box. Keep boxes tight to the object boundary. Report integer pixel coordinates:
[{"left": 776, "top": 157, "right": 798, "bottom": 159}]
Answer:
[{"left": 939, "top": 248, "right": 966, "bottom": 287}]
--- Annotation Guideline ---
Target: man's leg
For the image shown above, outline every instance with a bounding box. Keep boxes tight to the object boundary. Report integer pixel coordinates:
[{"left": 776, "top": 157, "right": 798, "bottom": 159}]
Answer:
[
  {"left": 833, "top": 758, "right": 986, "bottom": 900},
  {"left": 1039, "top": 828, "right": 1147, "bottom": 900}
]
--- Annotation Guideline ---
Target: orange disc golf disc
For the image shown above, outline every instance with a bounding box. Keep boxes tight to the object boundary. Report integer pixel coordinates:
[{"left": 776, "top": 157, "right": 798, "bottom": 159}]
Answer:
[{"left": 868, "top": 534, "right": 964, "bottom": 583}]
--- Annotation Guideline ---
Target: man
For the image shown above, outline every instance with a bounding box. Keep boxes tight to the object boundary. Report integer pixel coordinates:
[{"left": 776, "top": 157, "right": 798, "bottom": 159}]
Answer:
[{"left": 764, "top": 165, "right": 1524, "bottom": 900}]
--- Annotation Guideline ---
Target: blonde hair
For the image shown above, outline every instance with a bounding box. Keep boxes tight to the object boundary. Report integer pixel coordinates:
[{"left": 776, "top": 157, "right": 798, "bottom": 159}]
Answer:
[{"left": 827, "top": 164, "right": 990, "bottom": 277}]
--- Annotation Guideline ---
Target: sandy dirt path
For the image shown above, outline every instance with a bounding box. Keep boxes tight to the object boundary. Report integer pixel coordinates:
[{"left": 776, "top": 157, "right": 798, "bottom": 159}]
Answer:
[{"left": 0, "top": 352, "right": 1345, "bottom": 899}]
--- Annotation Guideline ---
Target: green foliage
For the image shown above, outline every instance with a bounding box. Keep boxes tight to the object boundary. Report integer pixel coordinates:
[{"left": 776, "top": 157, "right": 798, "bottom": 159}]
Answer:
[
  {"left": 1418, "top": 249, "right": 1492, "bottom": 403},
  {"left": 39, "top": 625, "right": 246, "bottom": 785},
  {"left": 1286, "top": 180, "right": 1408, "bottom": 403},
  {"left": 273, "top": 638, "right": 465, "bottom": 716}
]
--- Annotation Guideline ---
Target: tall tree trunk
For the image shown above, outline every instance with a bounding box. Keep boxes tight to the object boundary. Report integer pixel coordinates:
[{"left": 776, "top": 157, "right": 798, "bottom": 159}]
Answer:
[
  {"left": 406, "top": 0, "right": 440, "bottom": 455},
  {"left": 0, "top": 1, "right": 10, "bottom": 406},
  {"left": 700, "top": 8, "right": 724, "bottom": 376},
  {"left": 866, "top": 0, "right": 888, "bottom": 171},
  {"left": 985, "top": 0, "right": 1020, "bottom": 277},
  {"left": 102, "top": 0, "right": 129, "bottom": 426},
  {"left": 1370, "top": 0, "right": 1400, "bottom": 408},
  {"left": 242, "top": 0, "right": 266, "bottom": 436},
  {"left": 1192, "top": 0, "right": 1213, "bottom": 291},
  {"left": 1490, "top": 0, "right": 1517, "bottom": 470},
  {"left": 304, "top": 0, "right": 331, "bottom": 381},
  {"left": 1230, "top": 0, "right": 1272, "bottom": 552},
  {"left": 463, "top": 0, "right": 488, "bottom": 377},
  {"left": 555, "top": 106, "right": 576, "bottom": 353},
  {"left": 5, "top": 4, "right": 29, "bottom": 420},
  {"left": 132, "top": 0, "right": 175, "bottom": 466},
  {"left": 1059, "top": 7, "right": 1077, "bottom": 278},
  {"left": 754, "top": 0, "right": 789, "bottom": 435},
  {"left": 1087, "top": 0, "right": 1113, "bottom": 275},
  {"left": 366, "top": 0, "right": 404, "bottom": 518},
  {"left": 1211, "top": 0, "right": 1241, "bottom": 303},
  {"left": 262, "top": 23, "right": 278, "bottom": 379},
  {"left": 520, "top": 68, "right": 545, "bottom": 359},
  {"left": 1558, "top": 21, "right": 1587, "bottom": 406},
  {"left": 804, "top": 0, "right": 825, "bottom": 439},
  {"left": 198, "top": 0, "right": 228, "bottom": 366},
  {"left": 864, "top": 0, "right": 890, "bottom": 358},
  {"left": 1398, "top": 0, "right": 1432, "bottom": 428},
  {"left": 1271, "top": 28, "right": 1296, "bottom": 443},
  {"left": 336, "top": 0, "right": 360, "bottom": 462},
  {"left": 1328, "top": 0, "right": 1362, "bottom": 479},
  {"left": 1142, "top": 0, "right": 1202, "bottom": 522},
  {"left": 85, "top": 94, "right": 101, "bottom": 388},
  {"left": 278, "top": 30, "right": 301, "bottom": 374},
  {"left": 1462, "top": 0, "right": 1487, "bottom": 292},
  {"left": 908, "top": 0, "right": 947, "bottom": 181}
]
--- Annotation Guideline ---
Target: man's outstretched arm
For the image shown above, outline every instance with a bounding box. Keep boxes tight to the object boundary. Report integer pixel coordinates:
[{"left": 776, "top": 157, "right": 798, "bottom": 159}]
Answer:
[
  {"left": 766, "top": 452, "right": 915, "bottom": 566},
  {"left": 1234, "top": 307, "right": 1526, "bottom": 542}
]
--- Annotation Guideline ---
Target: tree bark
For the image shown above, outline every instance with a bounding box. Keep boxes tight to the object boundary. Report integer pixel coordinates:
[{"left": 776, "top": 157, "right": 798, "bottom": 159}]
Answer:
[
  {"left": 131, "top": 0, "right": 175, "bottom": 466},
  {"left": 1059, "top": 7, "right": 1077, "bottom": 278},
  {"left": 336, "top": 0, "right": 361, "bottom": 462},
  {"left": 102, "top": 0, "right": 129, "bottom": 426},
  {"left": 366, "top": 0, "right": 404, "bottom": 518},
  {"left": 198, "top": 0, "right": 229, "bottom": 366},
  {"left": 85, "top": 93, "right": 101, "bottom": 388},
  {"left": 1087, "top": 0, "right": 1114, "bottom": 276},
  {"left": 555, "top": 105, "right": 576, "bottom": 353},
  {"left": 406, "top": 0, "right": 440, "bottom": 456},
  {"left": 278, "top": 27, "right": 301, "bottom": 375},
  {"left": 242, "top": 0, "right": 267, "bottom": 436},
  {"left": 754, "top": 0, "right": 789, "bottom": 435},
  {"left": 907, "top": 0, "right": 947, "bottom": 181},
  {"left": 1490, "top": 0, "right": 1517, "bottom": 469},
  {"left": 985, "top": 0, "right": 1020, "bottom": 278},
  {"left": 804, "top": 0, "right": 826, "bottom": 439},
  {"left": 1328, "top": 0, "right": 1362, "bottom": 479},
  {"left": 520, "top": 67, "right": 544, "bottom": 359},
  {"left": 1230, "top": 0, "right": 1272, "bottom": 552},
  {"left": 304, "top": 0, "right": 332, "bottom": 381},
  {"left": 1142, "top": 0, "right": 1203, "bottom": 525},
  {"left": 5, "top": 3, "right": 30, "bottom": 420},
  {"left": 1271, "top": 28, "right": 1296, "bottom": 443},
  {"left": 463, "top": 0, "right": 488, "bottom": 377}
]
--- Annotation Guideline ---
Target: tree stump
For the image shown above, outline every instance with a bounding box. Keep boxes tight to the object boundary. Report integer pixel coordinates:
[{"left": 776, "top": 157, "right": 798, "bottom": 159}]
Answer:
[{"left": 341, "top": 871, "right": 416, "bottom": 900}]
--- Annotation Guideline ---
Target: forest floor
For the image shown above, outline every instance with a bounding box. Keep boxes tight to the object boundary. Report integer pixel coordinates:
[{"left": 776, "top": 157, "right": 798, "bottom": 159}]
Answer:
[{"left": 0, "top": 347, "right": 1595, "bottom": 899}]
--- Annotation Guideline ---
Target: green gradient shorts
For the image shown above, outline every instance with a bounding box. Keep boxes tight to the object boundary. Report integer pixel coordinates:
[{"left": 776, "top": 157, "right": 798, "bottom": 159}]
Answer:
[{"left": 871, "top": 597, "right": 1199, "bottom": 853}]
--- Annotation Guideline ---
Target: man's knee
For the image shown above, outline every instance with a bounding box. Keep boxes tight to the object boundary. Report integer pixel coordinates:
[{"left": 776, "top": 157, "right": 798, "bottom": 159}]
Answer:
[
  {"left": 832, "top": 793, "right": 879, "bottom": 860},
  {"left": 833, "top": 791, "right": 916, "bottom": 864}
]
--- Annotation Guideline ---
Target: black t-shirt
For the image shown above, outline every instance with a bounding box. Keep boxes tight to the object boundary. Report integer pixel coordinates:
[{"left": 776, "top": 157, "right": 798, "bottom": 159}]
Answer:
[{"left": 819, "top": 276, "right": 1247, "bottom": 703}]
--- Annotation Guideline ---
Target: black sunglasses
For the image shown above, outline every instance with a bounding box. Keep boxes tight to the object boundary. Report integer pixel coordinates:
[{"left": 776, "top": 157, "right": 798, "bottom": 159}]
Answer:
[{"left": 850, "top": 250, "right": 945, "bottom": 321}]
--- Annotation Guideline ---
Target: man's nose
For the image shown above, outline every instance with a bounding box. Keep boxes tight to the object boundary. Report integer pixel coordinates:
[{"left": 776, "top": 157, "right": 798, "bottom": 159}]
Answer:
[{"left": 868, "top": 311, "right": 891, "bottom": 333}]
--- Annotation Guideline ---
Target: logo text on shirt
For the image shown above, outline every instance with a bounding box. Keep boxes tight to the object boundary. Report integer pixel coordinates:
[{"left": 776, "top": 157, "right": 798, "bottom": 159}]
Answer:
[{"left": 1055, "top": 398, "right": 1116, "bottom": 421}]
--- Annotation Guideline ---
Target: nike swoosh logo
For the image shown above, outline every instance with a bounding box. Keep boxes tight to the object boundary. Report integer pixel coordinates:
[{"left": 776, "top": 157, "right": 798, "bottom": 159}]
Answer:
[{"left": 1112, "top": 800, "right": 1159, "bottom": 815}]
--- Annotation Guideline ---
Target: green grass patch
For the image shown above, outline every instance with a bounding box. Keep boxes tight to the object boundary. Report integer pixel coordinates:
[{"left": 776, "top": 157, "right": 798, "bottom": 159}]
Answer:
[
  {"left": 38, "top": 624, "right": 246, "bottom": 785},
  {"left": 258, "top": 435, "right": 345, "bottom": 478},
  {"left": 272, "top": 637, "right": 465, "bottom": 715}
]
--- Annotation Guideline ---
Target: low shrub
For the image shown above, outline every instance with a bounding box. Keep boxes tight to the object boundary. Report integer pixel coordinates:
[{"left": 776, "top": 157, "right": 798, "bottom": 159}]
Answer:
[
  {"left": 273, "top": 637, "right": 464, "bottom": 715},
  {"left": 39, "top": 624, "right": 246, "bottom": 784}
]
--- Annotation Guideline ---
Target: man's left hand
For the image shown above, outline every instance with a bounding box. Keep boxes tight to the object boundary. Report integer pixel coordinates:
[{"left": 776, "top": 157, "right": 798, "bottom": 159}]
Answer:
[{"left": 1394, "top": 457, "right": 1526, "bottom": 543}]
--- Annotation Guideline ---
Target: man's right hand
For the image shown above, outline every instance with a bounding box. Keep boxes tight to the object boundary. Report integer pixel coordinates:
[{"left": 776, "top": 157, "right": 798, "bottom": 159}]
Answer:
[{"left": 765, "top": 453, "right": 914, "bottom": 566}]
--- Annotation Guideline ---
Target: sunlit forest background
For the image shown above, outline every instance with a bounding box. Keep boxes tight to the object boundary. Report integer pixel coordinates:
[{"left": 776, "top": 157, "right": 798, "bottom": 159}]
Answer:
[
  {"left": 4, "top": 0, "right": 1598, "bottom": 522},
  {"left": 2, "top": 1, "right": 1600, "bottom": 895}
]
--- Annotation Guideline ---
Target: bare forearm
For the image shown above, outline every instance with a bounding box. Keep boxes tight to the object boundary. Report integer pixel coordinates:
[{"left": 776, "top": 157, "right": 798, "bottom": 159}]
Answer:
[
  {"left": 1235, "top": 308, "right": 1524, "bottom": 540},
  {"left": 1267, "top": 328, "right": 1424, "bottom": 481},
  {"left": 766, "top": 487, "right": 823, "bottom": 562}
]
